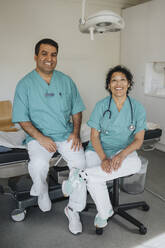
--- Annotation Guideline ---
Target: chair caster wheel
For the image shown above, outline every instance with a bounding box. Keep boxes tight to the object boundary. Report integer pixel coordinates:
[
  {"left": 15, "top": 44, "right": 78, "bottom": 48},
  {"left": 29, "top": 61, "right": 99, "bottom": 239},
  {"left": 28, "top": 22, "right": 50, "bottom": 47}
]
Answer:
[
  {"left": 139, "top": 226, "right": 147, "bottom": 235},
  {"left": 142, "top": 204, "right": 150, "bottom": 211},
  {"left": 96, "top": 227, "right": 103, "bottom": 235},
  {"left": 11, "top": 209, "right": 27, "bottom": 222}
]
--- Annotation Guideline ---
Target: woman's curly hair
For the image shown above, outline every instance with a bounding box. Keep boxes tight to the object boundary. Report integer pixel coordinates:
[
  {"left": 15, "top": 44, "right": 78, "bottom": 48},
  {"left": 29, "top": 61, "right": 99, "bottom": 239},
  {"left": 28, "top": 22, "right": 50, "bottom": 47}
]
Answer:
[{"left": 105, "top": 65, "right": 134, "bottom": 95}]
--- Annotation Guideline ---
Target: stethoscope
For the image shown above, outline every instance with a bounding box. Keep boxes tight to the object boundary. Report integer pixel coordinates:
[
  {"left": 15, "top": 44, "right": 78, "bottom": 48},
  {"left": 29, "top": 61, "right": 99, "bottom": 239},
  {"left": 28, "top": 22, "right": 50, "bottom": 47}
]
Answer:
[{"left": 103, "top": 95, "right": 135, "bottom": 131}]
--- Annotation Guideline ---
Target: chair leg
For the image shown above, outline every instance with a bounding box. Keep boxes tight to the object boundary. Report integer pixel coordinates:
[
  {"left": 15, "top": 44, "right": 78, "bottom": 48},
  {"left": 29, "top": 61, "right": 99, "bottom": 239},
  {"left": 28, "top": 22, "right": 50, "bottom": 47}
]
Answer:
[
  {"left": 115, "top": 208, "right": 147, "bottom": 233},
  {"left": 118, "top": 201, "right": 149, "bottom": 211},
  {"left": 0, "top": 184, "right": 4, "bottom": 194},
  {"left": 95, "top": 178, "right": 149, "bottom": 235}
]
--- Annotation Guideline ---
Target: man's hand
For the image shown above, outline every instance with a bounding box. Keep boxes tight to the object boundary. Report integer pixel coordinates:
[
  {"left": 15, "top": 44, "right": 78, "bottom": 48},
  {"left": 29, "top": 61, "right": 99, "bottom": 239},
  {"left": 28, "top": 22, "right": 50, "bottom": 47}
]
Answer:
[
  {"left": 38, "top": 136, "right": 57, "bottom": 153},
  {"left": 19, "top": 121, "right": 57, "bottom": 153},
  {"left": 67, "top": 133, "right": 82, "bottom": 151},
  {"left": 101, "top": 158, "right": 113, "bottom": 173}
]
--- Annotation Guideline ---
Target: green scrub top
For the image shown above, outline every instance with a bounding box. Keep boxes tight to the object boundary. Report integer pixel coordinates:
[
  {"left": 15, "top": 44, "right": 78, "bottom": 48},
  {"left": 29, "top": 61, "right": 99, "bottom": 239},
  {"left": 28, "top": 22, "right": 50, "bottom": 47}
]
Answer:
[
  {"left": 12, "top": 70, "right": 86, "bottom": 144},
  {"left": 86, "top": 96, "right": 147, "bottom": 157}
]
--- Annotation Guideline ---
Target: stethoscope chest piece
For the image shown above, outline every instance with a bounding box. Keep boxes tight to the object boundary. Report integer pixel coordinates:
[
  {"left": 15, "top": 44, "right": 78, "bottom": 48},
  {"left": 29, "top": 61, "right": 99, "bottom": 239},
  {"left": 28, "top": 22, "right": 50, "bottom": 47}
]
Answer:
[{"left": 129, "top": 124, "right": 135, "bottom": 131}]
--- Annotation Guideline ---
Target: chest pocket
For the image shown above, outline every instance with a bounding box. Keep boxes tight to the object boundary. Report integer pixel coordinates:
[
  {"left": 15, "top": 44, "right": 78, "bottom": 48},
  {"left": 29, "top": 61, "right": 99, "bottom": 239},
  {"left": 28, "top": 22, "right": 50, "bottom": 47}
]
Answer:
[
  {"left": 59, "top": 93, "right": 72, "bottom": 112},
  {"left": 99, "top": 115, "right": 114, "bottom": 134}
]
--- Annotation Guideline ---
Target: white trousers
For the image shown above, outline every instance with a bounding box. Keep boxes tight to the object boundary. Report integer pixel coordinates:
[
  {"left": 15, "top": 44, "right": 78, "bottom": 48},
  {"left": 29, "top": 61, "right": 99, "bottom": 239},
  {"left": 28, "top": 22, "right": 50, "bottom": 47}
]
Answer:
[
  {"left": 27, "top": 140, "right": 86, "bottom": 211},
  {"left": 83, "top": 150, "right": 141, "bottom": 220}
]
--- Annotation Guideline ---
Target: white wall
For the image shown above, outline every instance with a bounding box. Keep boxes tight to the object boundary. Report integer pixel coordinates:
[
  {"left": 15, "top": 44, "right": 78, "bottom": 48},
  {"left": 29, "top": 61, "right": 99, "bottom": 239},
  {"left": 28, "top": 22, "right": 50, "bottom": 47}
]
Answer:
[
  {"left": 121, "top": 0, "right": 165, "bottom": 151},
  {"left": 0, "top": 0, "right": 121, "bottom": 122}
]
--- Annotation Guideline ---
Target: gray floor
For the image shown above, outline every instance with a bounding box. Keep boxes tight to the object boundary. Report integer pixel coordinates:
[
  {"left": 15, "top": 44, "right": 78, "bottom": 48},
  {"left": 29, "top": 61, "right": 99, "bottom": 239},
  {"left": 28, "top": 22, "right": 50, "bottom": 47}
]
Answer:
[
  {"left": 139, "top": 149, "right": 165, "bottom": 199},
  {"left": 0, "top": 149, "right": 165, "bottom": 248}
]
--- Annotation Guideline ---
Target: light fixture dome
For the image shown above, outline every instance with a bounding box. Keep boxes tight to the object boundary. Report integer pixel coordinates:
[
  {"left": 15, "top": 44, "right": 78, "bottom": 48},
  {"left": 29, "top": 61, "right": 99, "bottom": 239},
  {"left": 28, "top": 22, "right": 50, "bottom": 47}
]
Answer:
[
  {"left": 79, "top": 10, "right": 124, "bottom": 34},
  {"left": 79, "top": 1, "right": 125, "bottom": 40}
]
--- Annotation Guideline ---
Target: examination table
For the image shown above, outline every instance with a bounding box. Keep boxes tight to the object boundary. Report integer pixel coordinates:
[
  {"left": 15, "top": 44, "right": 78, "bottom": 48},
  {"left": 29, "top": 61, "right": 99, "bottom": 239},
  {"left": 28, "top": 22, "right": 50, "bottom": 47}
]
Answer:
[{"left": 0, "top": 125, "right": 90, "bottom": 222}]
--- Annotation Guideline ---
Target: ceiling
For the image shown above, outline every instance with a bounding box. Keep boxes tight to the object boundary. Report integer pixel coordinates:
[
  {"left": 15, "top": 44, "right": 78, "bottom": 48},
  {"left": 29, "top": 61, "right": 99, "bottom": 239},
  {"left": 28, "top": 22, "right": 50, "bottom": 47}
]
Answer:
[
  {"left": 87, "top": 0, "right": 152, "bottom": 8},
  {"left": 118, "top": 0, "right": 151, "bottom": 8}
]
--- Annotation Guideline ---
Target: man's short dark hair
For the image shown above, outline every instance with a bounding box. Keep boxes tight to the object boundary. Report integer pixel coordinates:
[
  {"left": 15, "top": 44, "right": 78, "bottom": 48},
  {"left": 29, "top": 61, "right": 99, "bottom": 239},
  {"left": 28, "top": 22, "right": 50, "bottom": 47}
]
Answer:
[
  {"left": 105, "top": 65, "right": 134, "bottom": 95},
  {"left": 35, "top": 38, "right": 59, "bottom": 55}
]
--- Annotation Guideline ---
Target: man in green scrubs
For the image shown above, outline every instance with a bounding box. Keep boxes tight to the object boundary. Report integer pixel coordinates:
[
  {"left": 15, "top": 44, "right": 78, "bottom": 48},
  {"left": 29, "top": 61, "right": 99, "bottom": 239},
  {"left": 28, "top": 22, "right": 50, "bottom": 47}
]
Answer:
[{"left": 12, "top": 38, "right": 86, "bottom": 235}]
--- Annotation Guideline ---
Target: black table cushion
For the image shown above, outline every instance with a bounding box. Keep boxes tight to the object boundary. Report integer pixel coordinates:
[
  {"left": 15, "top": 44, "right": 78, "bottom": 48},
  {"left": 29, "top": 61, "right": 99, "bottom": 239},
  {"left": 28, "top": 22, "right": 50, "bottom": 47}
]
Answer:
[
  {"left": 144, "top": 129, "right": 162, "bottom": 140},
  {"left": 0, "top": 148, "right": 29, "bottom": 165}
]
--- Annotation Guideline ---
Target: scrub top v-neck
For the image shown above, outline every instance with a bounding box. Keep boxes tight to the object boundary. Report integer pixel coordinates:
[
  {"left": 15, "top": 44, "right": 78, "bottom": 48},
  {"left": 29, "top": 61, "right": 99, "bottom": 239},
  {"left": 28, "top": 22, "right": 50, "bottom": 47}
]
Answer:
[{"left": 86, "top": 96, "right": 146, "bottom": 157}]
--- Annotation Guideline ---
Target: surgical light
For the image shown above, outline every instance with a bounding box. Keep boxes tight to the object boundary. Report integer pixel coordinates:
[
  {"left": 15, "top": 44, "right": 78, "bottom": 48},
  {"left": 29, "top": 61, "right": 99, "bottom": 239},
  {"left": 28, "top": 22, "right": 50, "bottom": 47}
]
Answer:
[{"left": 79, "top": 0, "right": 125, "bottom": 40}]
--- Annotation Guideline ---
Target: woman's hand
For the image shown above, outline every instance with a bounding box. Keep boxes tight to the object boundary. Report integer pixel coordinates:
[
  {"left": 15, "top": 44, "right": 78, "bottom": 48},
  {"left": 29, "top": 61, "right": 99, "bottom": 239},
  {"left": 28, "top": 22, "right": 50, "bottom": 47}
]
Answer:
[
  {"left": 111, "top": 152, "right": 126, "bottom": 171},
  {"left": 101, "top": 158, "right": 113, "bottom": 173}
]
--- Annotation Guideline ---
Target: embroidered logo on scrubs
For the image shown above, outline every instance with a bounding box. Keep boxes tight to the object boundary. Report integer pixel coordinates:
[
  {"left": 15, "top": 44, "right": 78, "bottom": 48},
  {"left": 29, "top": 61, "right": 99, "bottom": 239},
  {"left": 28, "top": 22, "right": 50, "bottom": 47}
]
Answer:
[{"left": 45, "top": 93, "right": 54, "bottom": 97}]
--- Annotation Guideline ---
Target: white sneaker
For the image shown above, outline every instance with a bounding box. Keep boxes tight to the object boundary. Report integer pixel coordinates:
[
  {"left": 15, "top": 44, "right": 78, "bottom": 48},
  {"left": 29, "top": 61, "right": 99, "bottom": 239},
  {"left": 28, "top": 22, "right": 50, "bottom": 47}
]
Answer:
[
  {"left": 38, "top": 192, "right": 52, "bottom": 212},
  {"left": 94, "top": 214, "right": 107, "bottom": 228},
  {"left": 64, "top": 206, "right": 82, "bottom": 234},
  {"left": 94, "top": 210, "right": 114, "bottom": 228}
]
